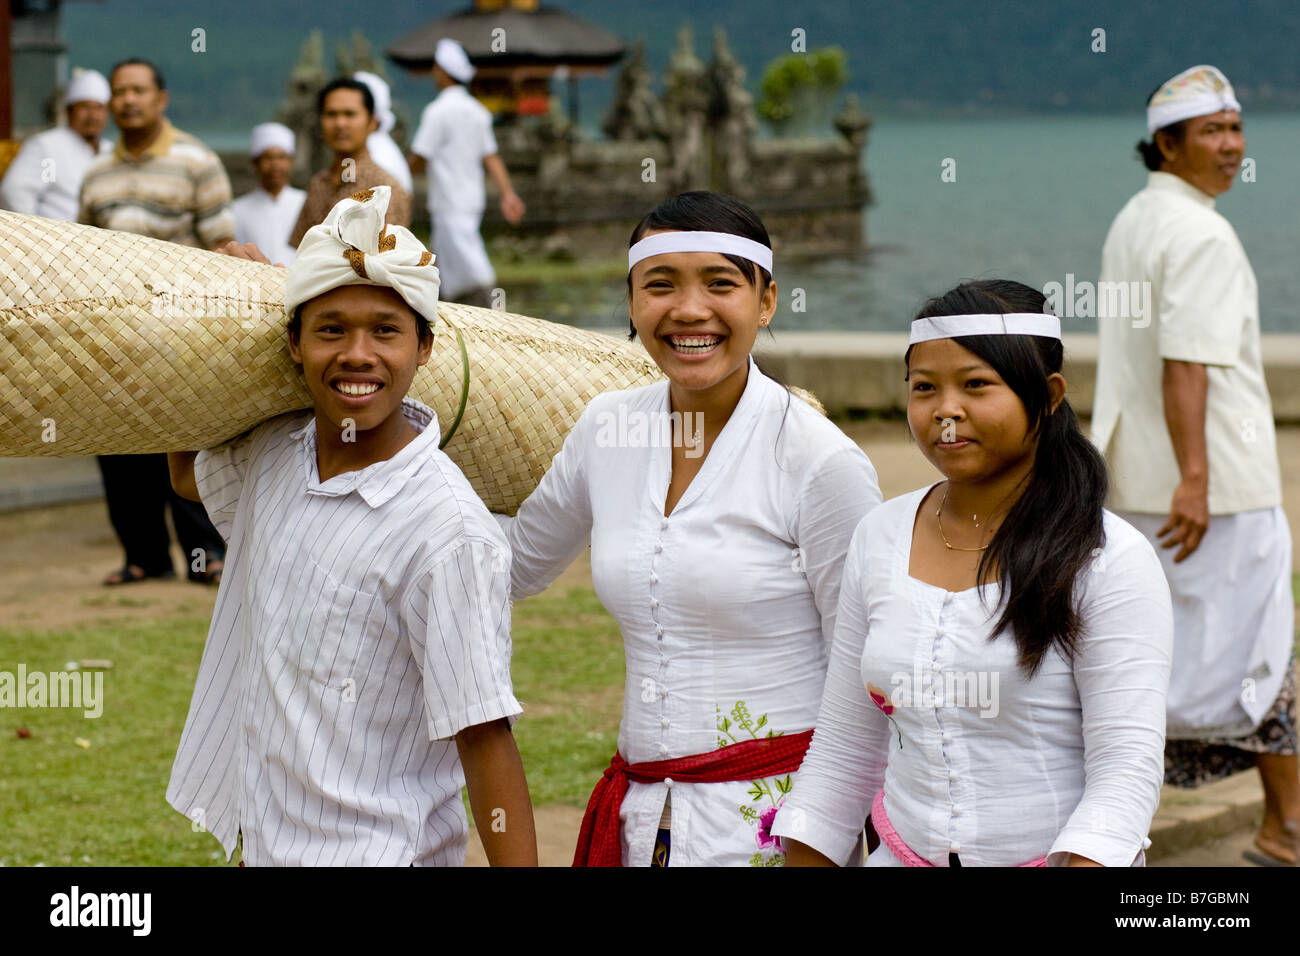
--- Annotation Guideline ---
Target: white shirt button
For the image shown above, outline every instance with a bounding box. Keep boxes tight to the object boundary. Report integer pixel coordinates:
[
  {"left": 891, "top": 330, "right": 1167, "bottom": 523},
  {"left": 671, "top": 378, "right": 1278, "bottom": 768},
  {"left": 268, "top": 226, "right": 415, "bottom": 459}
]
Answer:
[
  {"left": 664, "top": 777, "right": 674, "bottom": 789},
  {"left": 654, "top": 543, "right": 663, "bottom": 554},
  {"left": 656, "top": 625, "right": 664, "bottom": 636},
  {"left": 950, "top": 842, "right": 961, "bottom": 853},
  {"left": 661, "top": 717, "right": 670, "bottom": 728},
  {"left": 650, "top": 573, "right": 659, "bottom": 584},
  {"left": 658, "top": 744, "right": 669, "bottom": 755},
  {"left": 948, "top": 770, "right": 958, "bottom": 782},
  {"left": 660, "top": 519, "right": 669, "bottom": 530},
  {"left": 650, "top": 598, "right": 659, "bottom": 609},
  {"left": 941, "top": 732, "right": 953, "bottom": 744}
]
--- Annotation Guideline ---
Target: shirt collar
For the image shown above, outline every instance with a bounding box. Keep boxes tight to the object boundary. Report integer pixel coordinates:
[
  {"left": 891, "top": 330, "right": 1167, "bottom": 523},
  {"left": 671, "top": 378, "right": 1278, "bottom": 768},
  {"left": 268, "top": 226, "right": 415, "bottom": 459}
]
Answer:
[
  {"left": 1147, "top": 170, "right": 1216, "bottom": 209},
  {"left": 114, "top": 118, "right": 176, "bottom": 162},
  {"left": 291, "top": 398, "right": 442, "bottom": 508}
]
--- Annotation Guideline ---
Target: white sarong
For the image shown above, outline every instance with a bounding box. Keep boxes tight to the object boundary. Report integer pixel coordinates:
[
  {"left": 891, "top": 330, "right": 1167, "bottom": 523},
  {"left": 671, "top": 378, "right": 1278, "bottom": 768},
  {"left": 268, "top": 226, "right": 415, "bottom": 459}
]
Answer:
[
  {"left": 430, "top": 210, "right": 494, "bottom": 302},
  {"left": 1118, "top": 506, "right": 1293, "bottom": 739}
]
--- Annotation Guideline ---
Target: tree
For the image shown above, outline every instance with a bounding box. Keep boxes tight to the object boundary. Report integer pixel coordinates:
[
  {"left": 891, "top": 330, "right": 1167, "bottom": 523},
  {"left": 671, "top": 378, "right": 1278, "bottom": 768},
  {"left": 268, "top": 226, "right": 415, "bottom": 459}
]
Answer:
[{"left": 757, "top": 47, "right": 848, "bottom": 136}]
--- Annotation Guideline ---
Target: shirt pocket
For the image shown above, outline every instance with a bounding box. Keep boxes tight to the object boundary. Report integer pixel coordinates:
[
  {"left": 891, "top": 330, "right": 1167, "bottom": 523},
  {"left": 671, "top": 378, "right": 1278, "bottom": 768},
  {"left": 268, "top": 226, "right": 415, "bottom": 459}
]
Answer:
[{"left": 254, "top": 554, "right": 375, "bottom": 692}]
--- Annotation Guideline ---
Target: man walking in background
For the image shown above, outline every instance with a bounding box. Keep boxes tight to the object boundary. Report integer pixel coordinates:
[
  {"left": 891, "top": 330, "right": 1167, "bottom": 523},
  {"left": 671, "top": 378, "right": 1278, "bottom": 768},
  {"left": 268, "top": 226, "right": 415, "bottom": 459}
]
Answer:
[
  {"left": 1092, "top": 65, "right": 1299, "bottom": 865},
  {"left": 1, "top": 68, "right": 112, "bottom": 220},
  {"left": 79, "top": 58, "right": 232, "bottom": 586},
  {"left": 409, "top": 38, "right": 524, "bottom": 308}
]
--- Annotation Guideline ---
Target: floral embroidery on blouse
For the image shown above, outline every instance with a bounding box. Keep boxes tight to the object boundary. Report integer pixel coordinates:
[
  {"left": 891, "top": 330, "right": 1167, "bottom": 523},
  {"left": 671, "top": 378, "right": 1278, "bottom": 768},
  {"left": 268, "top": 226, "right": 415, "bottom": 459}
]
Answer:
[
  {"left": 867, "top": 682, "right": 904, "bottom": 749},
  {"left": 718, "top": 699, "right": 791, "bottom": 866}
]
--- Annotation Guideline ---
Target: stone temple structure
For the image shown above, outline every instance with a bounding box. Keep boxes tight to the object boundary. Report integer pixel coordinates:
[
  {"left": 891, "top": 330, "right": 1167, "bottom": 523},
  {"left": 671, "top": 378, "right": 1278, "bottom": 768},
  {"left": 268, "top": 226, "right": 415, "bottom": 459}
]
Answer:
[{"left": 227, "top": 16, "right": 870, "bottom": 263}]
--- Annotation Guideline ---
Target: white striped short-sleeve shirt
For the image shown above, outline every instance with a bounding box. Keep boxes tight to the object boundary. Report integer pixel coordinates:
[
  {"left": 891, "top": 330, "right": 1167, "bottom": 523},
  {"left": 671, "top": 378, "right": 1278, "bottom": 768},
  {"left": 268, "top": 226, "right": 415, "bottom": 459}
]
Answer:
[{"left": 167, "top": 398, "right": 521, "bottom": 866}]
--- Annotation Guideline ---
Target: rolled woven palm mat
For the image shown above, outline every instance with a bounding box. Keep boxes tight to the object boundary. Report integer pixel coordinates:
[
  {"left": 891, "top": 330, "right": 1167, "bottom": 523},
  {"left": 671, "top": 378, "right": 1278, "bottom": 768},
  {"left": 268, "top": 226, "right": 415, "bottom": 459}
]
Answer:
[{"left": 0, "top": 211, "right": 824, "bottom": 514}]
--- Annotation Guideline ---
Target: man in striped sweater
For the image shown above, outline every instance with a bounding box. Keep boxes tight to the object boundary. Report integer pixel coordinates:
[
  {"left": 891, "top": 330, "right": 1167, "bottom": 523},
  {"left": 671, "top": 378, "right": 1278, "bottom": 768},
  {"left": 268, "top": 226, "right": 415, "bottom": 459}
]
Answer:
[{"left": 78, "top": 58, "right": 232, "bottom": 587}]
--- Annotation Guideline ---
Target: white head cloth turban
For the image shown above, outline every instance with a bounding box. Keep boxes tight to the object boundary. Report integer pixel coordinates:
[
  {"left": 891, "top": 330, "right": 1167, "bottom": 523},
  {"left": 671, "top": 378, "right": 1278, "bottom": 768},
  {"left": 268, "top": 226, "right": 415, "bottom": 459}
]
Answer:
[
  {"left": 66, "top": 69, "right": 110, "bottom": 105},
  {"left": 249, "top": 121, "right": 296, "bottom": 158},
  {"left": 1147, "top": 65, "right": 1241, "bottom": 134},
  {"left": 435, "top": 38, "right": 475, "bottom": 83},
  {"left": 284, "top": 185, "right": 440, "bottom": 338},
  {"left": 354, "top": 71, "right": 396, "bottom": 135}
]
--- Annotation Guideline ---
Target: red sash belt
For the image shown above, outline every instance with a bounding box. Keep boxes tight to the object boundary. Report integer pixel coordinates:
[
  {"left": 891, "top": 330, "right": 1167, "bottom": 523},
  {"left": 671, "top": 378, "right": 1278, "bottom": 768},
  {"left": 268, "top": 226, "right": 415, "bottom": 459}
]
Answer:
[
  {"left": 871, "top": 790, "right": 1047, "bottom": 867},
  {"left": 572, "top": 730, "right": 815, "bottom": 867}
]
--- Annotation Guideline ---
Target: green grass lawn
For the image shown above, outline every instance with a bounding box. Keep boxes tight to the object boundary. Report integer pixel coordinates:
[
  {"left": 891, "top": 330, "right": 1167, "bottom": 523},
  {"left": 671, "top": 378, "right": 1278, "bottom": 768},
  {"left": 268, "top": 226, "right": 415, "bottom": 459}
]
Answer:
[{"left": 0, "top": 586, "right": 623, "bottom": 866}]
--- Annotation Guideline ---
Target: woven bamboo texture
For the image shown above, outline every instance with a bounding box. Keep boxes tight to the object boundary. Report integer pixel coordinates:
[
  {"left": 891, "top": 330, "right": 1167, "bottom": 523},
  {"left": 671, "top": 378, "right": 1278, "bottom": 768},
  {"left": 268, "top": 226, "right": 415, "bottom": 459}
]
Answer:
[{"left": 0, "top": 211, "right": 823, "bottom": 514}]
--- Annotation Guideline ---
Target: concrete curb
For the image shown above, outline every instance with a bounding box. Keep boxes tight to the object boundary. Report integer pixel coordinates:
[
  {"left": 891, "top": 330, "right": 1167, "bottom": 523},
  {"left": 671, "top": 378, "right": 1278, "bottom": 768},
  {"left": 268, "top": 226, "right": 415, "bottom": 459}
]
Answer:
[{"left": 1147, "top": 773, "right": 1263, "bottom": 862}]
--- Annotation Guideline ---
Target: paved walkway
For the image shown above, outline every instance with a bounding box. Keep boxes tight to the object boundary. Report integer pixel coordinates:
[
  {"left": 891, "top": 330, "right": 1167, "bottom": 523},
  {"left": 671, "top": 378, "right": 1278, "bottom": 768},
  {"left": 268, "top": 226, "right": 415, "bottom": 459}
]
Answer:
[{"left": 0, "top": 456, "right": 102, "bottom": 512}]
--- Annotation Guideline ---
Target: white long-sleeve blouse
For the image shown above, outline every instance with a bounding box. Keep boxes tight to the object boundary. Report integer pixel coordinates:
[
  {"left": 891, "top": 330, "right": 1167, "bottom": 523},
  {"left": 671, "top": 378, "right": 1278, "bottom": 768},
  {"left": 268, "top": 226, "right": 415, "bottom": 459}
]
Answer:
[
  {"left": 502, "top": 361, "right": 882, "bottom": 866},
  {"left": 771, "top": 486, "right": 1173, "bottom": 867}
]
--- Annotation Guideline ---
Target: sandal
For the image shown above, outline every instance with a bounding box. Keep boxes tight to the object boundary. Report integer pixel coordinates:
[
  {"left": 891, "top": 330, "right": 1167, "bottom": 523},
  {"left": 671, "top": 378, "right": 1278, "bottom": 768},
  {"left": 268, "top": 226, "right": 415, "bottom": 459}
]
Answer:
[
  {"left": 1243, "top": 822, "right": 1300, "bottom": 866},
  {"left": 103, "top": 564, "right": 175, "bottom": 586}
]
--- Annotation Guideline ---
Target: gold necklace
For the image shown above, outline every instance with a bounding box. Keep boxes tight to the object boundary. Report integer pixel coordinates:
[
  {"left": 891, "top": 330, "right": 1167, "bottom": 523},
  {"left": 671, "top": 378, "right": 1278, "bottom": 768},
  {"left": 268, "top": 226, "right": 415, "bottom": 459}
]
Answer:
[{"left": 936, "top": 488, "right": 989, "bottom": 552}]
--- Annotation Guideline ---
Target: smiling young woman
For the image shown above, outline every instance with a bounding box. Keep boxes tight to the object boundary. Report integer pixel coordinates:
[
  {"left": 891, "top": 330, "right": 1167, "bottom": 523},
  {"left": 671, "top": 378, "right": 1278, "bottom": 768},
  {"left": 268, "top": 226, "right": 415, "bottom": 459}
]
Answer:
[
  {"left": 500, "top": 191, "right": 883, "bottom": 866},
  {"left": 776, "top": 279, "right": 1174, "bottom": 867}
]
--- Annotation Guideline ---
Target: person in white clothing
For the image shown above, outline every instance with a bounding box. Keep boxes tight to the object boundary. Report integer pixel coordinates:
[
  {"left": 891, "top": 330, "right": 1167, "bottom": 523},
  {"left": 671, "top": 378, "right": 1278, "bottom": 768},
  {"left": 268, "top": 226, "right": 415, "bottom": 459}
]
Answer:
[
  {"left": 231, "top": 122, "right": 306, "bottom": 266},
  {"left": 353, "top": 71, "right": 413, "bottom": 195},
  {"left": 776, "top": 280, "right": 1173, "bottom": 867},
  {"left": 1, "top": 68, "right": 111, "bottom": 220},
  {"left": 502, "top": 191, "right": 882, "bottom": 866},
  {"left": 1092, "top": 65, "right": 1298, "bottom": 866},
  {"left": 408, "top": 38, "right": 524, "bottom": 307},
  {"left": 165, "top": 188, "right": 536, "bottom": 866}
]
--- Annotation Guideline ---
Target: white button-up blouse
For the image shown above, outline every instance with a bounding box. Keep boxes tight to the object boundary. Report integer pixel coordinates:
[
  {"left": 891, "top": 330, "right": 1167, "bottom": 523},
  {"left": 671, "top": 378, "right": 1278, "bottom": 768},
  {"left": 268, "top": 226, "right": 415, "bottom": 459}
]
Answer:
[
  {"left": 772, "top": 486, "right": 1173, "bottom": 867},
  {"left": 503, "top": 361, "right": 882, "bottom": 865}
]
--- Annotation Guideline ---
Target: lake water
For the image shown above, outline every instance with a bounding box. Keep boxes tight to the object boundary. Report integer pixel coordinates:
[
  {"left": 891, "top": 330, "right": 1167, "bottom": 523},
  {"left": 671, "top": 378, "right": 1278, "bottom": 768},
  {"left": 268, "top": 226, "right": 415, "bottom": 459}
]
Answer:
[
  {"left": 495, "top": 112, "right": 1300, "bottom": 332},
  {"left": 202, "top": 113, "right": 1299, "bottom": 331}
]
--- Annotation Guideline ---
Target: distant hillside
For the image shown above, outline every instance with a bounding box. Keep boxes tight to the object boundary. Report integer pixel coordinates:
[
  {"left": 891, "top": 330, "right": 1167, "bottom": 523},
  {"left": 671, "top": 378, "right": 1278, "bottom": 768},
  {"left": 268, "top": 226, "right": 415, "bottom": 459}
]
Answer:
[{"left": 62, "top": 0, "right": 1300, "bottom": 138}]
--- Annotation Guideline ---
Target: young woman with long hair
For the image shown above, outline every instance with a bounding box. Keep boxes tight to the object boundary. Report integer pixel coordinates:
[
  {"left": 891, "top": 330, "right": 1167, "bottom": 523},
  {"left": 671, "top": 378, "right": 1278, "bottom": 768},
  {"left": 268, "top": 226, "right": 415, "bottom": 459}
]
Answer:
[{"left": 776, "top": 279, "right": 1173, "bottom": 866}]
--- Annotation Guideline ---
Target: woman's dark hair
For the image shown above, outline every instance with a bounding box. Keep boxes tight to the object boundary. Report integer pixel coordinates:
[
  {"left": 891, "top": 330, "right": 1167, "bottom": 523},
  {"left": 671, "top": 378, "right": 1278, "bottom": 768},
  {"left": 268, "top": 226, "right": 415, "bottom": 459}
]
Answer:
[
  {"left": 1136, "top": 81, "right": 1186, "bottom": 170},
  {"left": 905, "top": 279, "right": 1109, "bottom": 676},
  {"left": 625, "top": 191, "right": 773, "bottom": 340},
  {"left": 317, "top": 77, "right": 375, "bottom": 118}
]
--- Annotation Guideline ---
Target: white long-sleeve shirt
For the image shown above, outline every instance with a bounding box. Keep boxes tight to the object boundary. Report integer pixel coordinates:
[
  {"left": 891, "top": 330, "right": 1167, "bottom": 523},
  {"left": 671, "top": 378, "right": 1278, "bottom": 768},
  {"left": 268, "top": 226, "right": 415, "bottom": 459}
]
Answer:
[
  {"left": 503, "top": 361, "right": 882, "bottom": 865},
  {"left": 772, "top": 486, "right": 1173, "bottom": 867},
  {"left": 1, "top": 126, "right": 109, "bottom": 220},
  {"left": 232, "top": 185, "right": 306, "bottom": 266}
]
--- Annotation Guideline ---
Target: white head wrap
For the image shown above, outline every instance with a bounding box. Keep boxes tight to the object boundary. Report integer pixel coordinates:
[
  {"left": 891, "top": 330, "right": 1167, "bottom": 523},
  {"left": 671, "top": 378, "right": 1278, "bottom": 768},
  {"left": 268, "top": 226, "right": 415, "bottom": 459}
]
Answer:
[
  {"left": 435, "top": 38, "right": 476, "bottom": 83},
  {"left": 628, "top": 231, "right": 773, "bottom": 274},
  {"left": 284, "top": 186, "right": 440, "bottom": 338},
  {"left": 249, "top": 121, "right": 296, "bottom": 158},
  {"left": 353, "top": 71, "right": 396, "bottom": 135},
  {"left": 909, "top": 313, "right": 1061, "bottom": 345},
  {"left": 66, "top": 69, "right": 110, "bottom": 105},
  {"left": 1147, "top": 65, "right": 1241, "bottom": 134}
]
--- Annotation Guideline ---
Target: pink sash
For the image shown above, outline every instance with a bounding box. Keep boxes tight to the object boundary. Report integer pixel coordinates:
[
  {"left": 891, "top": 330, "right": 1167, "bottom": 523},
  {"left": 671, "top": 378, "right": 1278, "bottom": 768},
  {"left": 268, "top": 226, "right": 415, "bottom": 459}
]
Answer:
[{"left": 870, "top": 790, "right": 1047, "bottom": 867}]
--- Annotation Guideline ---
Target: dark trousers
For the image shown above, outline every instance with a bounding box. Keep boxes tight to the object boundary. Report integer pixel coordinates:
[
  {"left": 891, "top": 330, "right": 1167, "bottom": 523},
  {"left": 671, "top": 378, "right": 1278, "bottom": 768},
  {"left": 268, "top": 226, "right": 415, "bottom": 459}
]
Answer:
[{"left": 96, "top": 453, "right": 225, "bottom": 577}]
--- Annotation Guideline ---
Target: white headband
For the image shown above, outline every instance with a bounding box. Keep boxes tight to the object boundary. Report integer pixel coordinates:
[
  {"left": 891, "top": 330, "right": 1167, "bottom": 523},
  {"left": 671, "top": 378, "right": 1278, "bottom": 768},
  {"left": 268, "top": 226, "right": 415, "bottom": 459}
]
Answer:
[
  {"left": 909, "top": 313, "right": 1061, "bottom": 345},
  {"left": 628, "top": 231, "right": 773, "bottom": 274}
]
